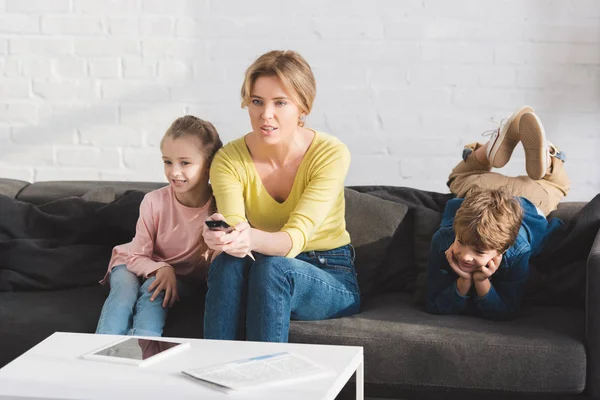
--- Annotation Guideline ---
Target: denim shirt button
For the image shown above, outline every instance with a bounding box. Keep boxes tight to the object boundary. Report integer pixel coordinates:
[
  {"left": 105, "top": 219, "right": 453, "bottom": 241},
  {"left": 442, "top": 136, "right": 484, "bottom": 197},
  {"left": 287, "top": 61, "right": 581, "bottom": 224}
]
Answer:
[{"left": 318, "top": 257, "right": 325, "bottom": 264}]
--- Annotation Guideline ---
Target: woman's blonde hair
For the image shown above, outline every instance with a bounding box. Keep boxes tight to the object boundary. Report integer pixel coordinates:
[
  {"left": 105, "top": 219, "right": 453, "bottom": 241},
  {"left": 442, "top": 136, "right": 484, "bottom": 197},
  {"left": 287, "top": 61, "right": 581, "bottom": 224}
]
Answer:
[
  {"left": 240, "top": 50, "right": 316, "bottom": 127},
  {"left": 453, "top": 189, "right": 523, "bottom": 253},
  {"left": 160, "top": 115, "right": 223, "bottom": 165}
]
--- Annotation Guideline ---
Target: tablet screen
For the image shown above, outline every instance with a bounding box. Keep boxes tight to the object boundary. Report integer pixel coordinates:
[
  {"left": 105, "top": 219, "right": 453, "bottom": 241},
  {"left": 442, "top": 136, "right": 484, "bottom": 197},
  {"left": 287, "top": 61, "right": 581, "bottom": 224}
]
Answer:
[{"left": 93, "top": 338, "right": 185, "bottom": 361}]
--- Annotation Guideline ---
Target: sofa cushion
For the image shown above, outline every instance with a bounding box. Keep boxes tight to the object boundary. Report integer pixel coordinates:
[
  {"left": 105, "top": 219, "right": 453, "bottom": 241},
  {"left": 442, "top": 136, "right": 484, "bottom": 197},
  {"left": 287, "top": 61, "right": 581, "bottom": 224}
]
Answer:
[
  {"left": 0, "top": 286, "right": 107, "bottom": 367},
  {"left": 0, "top": 191, "right": 145, "bottom": 291},
  {"left": 289, "top": 292, "right": 586, "bottom": 394},
  {"left": 0, "top": 179, "right": 29, "bottom": 199},
  {"left": 344, "top": 188, "right": 408, "bottom": 299},
  {"left": 0, "top": 285, "right": 205, "bottom": 368},
  {"left": 80, "top": 186, "right": 117, "bottom": 203},
  {"left": 348, "top": 186, "right": 452, "bottom": 297},
  {"left": 548, "top": 202, "right": 587, "bottom": 224},
  {"left": 16, "top": 181, "right": 165, "bottom": 205},
  {"left": 529, "top": 196, "right": 600, "bottom": 308},
  {"left": 411, "top": 206, "right": 443, "bottom": 305}
]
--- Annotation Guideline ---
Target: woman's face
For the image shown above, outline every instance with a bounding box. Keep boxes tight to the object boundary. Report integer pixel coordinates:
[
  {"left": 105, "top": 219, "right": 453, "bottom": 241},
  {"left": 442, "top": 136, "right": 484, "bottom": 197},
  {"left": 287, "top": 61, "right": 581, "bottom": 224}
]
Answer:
[{"left": 248, "top": 75, "right": 304, "bottom": 145}]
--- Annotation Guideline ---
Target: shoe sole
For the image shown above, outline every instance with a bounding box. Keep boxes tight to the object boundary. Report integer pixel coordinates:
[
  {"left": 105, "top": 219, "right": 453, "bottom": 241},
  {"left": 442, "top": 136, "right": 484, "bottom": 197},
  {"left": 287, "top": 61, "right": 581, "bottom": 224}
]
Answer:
[
  {"left": 488, "top": 105, "right": 534, "bottom": 168},
  {"left": 520, "top": 112, "right": 547, "bottom": 180}
]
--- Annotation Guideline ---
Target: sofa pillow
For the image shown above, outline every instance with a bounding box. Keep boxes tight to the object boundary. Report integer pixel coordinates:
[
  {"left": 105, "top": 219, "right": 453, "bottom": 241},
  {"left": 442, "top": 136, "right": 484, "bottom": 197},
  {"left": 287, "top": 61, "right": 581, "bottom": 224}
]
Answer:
[
  {"left": 379, "top": 207, "right": 417, "bottom": 294},
  {"left": 81, "top": 187, "right": 116, "bottom": 204},
  {"left": 344, "top": 188, "right": 409, "bottom": 300},
  {"left": 0, "top": 179, "right": 29, "bottom": 199},
  {"left": 411, "top": 206, "right": 443, "bottom": 305}
]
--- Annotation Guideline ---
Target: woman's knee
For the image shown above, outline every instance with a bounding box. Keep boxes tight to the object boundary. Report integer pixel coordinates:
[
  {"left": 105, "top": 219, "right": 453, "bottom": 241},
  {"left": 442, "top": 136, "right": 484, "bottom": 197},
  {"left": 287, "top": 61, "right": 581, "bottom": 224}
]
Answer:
[
  {"left": 249, "top": 256, "right": 290, "bottom": 283},
  {"left": 207, "top": 252, "right": 249, "bottom": 282}
]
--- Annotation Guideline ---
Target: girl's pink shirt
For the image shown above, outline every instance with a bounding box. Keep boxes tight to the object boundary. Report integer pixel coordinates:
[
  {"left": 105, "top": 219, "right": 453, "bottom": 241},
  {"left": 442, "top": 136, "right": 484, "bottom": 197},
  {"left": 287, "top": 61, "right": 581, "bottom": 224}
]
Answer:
[{"left": 100, "top": 185, "right": 214, "bottom": 284}]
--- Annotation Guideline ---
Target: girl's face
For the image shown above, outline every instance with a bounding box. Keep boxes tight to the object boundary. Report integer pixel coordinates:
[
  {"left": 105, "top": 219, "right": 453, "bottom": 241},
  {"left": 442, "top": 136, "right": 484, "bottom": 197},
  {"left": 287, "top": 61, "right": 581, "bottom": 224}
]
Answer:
[
  {"left": 451, "top": 238, "right": 500, "bottom": 273},
  {"left": 247, "top": 75, "right": 304, "bottom": 145},
  {"left": 161, "top": 136, "right": 208, "bottom": 197}
]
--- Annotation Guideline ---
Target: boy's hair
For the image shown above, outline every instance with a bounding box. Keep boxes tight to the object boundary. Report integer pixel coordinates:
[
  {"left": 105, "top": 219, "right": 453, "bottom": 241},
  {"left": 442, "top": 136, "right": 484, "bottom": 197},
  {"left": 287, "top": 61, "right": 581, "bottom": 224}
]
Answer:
[
  {"left": 453, "top": 189, "right": 523, "bottom": 253},
  {"left": 160, "top": 115, "right": 223, "bottom": 164},
  {"left": 240, "top": 50, "right": 316, "bottom": 127}
]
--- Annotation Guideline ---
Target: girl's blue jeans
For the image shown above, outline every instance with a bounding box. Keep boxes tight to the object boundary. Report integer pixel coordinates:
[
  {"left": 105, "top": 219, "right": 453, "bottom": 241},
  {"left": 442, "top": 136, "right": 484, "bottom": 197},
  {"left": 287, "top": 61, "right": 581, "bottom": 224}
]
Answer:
[
  {"left": 203, "top": 244, "right": 361, "bottom": 343},
  {"left": 96, "top": 264, "right": 197, "bottom": 337}
]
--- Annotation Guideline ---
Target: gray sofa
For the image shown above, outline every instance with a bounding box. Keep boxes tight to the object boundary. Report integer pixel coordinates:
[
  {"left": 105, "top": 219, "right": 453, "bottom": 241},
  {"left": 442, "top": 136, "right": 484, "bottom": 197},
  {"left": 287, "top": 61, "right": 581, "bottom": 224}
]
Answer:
[{"left": 0, "top": 178, "right": 598, "bottom": 400}]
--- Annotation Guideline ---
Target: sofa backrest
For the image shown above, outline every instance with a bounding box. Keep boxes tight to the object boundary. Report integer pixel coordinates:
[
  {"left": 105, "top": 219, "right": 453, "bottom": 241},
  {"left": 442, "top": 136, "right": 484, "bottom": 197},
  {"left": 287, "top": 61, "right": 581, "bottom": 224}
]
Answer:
[
  {"left": 1, "top": 179, "right": 166, "bottom": 204},
  {"left": 0, "top": 179, "right": 589, "bottom": 303}
]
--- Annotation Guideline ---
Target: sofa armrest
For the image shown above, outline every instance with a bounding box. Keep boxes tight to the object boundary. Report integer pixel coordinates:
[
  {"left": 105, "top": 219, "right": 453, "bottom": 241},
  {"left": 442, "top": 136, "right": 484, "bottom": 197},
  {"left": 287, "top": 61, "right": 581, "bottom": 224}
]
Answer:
[{"left": 586, "top": 229, "right": 600, "bottom": 398}]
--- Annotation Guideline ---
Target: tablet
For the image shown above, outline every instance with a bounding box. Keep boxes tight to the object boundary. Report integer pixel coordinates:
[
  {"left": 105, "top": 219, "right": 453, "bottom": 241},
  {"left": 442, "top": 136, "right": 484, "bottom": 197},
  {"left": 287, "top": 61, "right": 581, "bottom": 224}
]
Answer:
[{"left": 80, "top": 337, "right": 190, "bottom": 367}]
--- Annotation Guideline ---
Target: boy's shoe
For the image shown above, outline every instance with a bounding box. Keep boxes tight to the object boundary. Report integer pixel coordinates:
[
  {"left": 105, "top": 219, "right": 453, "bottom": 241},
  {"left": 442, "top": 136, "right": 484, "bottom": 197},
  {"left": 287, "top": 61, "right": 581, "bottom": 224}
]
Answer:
[
  {"left": 519, "top": 112, "right": 553, "bottom": 180},
  {"left": 484, "top": 105, "right": 534, "bottom": 168}
]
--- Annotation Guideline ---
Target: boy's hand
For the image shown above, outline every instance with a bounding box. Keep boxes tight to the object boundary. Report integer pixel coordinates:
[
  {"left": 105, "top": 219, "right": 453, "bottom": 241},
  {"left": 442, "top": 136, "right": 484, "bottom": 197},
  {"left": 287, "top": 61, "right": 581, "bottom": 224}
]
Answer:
[
  {"left": 148, "top": 265, "right": 178, "bottom": 308},
  {"left": 445, "top": 243, "right": 472, "bottom": 280},
  {"left": 473, "top": 254, "right": 502, "bottom": 282}
]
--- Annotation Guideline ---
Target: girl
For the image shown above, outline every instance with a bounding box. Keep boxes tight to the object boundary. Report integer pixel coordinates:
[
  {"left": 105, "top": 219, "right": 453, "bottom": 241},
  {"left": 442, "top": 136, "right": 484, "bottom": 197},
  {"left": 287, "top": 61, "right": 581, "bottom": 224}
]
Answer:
[
  {"left": 96, "top": 115, "right": 222, "bottom": 337},
  {"left": 202, "top": 50, "right": 361, "bottom": 343}
]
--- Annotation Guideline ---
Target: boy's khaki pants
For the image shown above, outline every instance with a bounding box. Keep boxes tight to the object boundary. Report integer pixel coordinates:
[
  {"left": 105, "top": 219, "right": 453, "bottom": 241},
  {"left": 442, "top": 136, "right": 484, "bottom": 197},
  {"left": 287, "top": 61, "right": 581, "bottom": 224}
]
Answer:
[{"left": 447, "top": 142, "right": 570, "bottom": 216}]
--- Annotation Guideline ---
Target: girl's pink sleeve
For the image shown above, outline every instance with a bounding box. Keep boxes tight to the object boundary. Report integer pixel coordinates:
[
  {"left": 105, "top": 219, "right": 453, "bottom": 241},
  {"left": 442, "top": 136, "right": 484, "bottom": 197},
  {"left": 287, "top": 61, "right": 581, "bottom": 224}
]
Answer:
[{"left": 125, "top": 195, "right": 169, "bottom": 278}]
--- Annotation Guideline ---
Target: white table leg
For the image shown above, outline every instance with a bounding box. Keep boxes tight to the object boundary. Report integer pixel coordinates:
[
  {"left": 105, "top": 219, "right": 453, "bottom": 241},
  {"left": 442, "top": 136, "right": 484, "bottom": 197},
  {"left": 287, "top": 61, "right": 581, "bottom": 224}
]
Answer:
[{"left": 356, "top": 357, "right": 364, "bottom": 400}]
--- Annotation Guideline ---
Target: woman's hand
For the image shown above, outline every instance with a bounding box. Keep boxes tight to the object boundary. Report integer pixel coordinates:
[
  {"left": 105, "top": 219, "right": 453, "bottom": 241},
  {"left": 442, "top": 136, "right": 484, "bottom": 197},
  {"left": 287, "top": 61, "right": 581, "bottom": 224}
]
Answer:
[
  {"left": 202, "top": 213, "right": 239, "bottom": 251},
  {"left": 222, "top": 222, "right": 253, "bottom": 258},
  {"left": 202, "top": 213, "right": 252, "bottom": 258},
  {"left": 148, "top": 265, "right": 178, "bottom": 308}
]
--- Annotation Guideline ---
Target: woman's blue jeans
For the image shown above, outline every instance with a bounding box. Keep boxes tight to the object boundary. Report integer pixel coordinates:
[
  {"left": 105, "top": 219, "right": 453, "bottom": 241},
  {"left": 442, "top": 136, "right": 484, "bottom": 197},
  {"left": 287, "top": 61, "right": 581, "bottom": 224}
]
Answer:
[{"left": 204, "top": 244, "right": 360, "bottom": 342}]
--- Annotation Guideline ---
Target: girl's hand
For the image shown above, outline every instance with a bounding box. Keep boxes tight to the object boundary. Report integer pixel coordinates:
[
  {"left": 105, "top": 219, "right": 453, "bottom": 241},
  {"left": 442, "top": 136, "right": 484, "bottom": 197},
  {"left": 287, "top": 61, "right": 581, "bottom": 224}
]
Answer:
[
  {"left": 148, "top": 265, "right": 178, "bottom": 308},
  {"left": 473, "top": 254, "right": 502, "bottom": 282},
  {"left": 202, "top": 213, "right": 240, "bottom": 251},
  {"left": 222, "top": 222, "right": 253, "bottom": 258},
  {"left": 445, "top": 243, "right": 472, "bottom": 280}
]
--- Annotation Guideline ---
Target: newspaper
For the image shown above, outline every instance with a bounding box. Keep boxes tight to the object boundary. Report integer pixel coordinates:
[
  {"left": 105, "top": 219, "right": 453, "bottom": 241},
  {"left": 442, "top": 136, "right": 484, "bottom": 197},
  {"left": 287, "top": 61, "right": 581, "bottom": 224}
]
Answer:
[{"left": 182, "top": 352, "right": 335, "bottom": 392}]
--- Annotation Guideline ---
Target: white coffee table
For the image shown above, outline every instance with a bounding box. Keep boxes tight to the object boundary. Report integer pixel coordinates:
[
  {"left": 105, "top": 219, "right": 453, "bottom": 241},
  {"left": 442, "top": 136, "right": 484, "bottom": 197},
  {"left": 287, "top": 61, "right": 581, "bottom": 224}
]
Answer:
[{"left": 0, "top": 332, "right": 364, "bottom": 400}]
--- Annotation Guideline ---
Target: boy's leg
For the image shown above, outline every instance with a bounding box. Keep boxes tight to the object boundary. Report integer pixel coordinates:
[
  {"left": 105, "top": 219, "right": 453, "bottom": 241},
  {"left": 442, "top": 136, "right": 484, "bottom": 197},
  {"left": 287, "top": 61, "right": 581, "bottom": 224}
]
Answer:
[
  {"left": 447, "top": 142, "right": 512, "bottom": 197},
  {"left": 538, "top": 155, "right": 570, "bottom": 213},
  {"left": 129, "top": 276, "right": 169, "bottom": 337},
  {"left": 450, "top": 144, "right": 568, "bottom": 215},
  {"left": 486, "top": 105, "right": 533, "bottom": 168},
  {"left": 245, "top": 246, "right": 360, "bottom": 343},
  {"left": 96, "top": 265, "right": 140, "bottom": 335},
  {"left": 448, "top": 105, "right": 532, "bottom": 197},
  {"left": 204, "top": 252, "right": 253, "bottom": 340},
  {"left": 518, "top": 112, "right": 570, "bottom": 215}
]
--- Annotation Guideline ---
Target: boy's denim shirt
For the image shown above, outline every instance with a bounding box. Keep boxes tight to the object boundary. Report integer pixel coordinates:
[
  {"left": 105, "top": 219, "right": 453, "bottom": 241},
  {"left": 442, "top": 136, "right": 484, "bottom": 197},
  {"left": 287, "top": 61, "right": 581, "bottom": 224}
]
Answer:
[{"left": 426, "top": 197, "right": 562, "bottom": 321}]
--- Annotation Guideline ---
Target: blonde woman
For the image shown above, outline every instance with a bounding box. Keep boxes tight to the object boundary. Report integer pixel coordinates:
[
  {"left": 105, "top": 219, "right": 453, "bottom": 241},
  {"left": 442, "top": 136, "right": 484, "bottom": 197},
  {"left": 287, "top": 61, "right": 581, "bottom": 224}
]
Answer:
[{"left": 202, "top": 50, "right": 360, "bottom": 342}]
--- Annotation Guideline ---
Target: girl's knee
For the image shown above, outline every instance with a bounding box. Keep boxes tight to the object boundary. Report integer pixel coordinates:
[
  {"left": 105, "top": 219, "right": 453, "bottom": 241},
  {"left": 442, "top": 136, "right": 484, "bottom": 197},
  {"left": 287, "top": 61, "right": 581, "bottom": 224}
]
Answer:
[
  {"left": 109, "top": 265, "right": 139, "bottom": 289},
  {"left": 139, "top": 277, "right": 162, "bottom": 300},
  {"left": 140, "top": 276, "right": 156, "bottom": 289},
  {"left": 108, "top": 275, "right": 139, "bottom": 303}
]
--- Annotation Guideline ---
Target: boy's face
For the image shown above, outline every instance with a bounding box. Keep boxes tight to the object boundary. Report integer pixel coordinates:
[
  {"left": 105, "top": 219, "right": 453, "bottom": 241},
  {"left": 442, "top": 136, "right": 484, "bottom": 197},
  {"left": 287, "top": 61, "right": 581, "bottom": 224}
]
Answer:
[{"left": 450, "top": 238, "right": 501, "bottom": 273}]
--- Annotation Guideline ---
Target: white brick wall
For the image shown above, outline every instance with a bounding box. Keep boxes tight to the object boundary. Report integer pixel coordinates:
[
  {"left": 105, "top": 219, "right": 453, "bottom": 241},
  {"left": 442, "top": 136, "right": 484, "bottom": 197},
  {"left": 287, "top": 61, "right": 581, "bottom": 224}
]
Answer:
[{"left": 0, "top": 0, "right": 598, "bottom": 201}]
